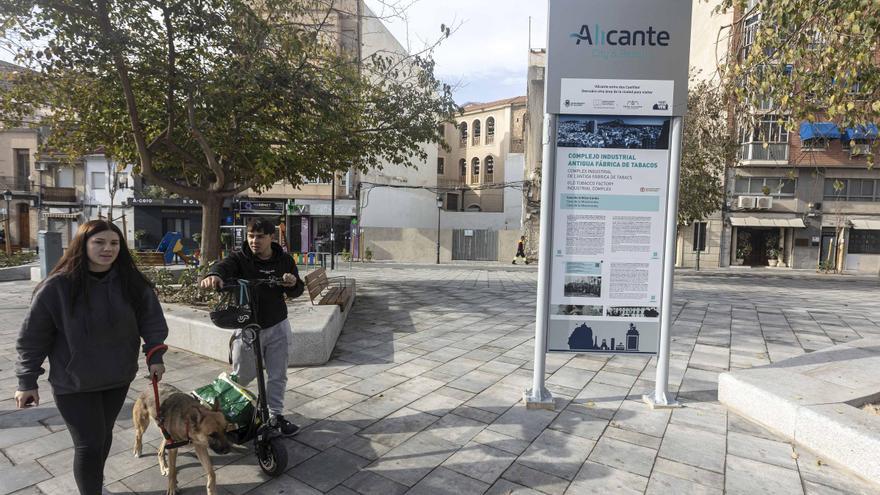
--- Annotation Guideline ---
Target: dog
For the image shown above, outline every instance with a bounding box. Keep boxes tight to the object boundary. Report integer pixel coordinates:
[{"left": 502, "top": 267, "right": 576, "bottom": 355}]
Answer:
[{"left": 133, "top": 383, "right": 231, "bottom": 495}]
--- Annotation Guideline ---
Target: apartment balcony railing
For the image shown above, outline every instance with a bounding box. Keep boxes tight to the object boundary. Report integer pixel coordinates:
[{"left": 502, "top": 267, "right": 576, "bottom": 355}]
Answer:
[
  {"left": 472, "top": 134, "right": 481, "bottom": 146},
  {"left": 738, "top": 142, "right": 789, "bottom": 162},
  {"left": 0, "top": 175, "right": 32, "bottom": 192},
  {"left": 438, "top": 177, "right": 467, "bottom": 189},
  {"left": 42, "top": 186, "right": 78, "bottom": 203}
]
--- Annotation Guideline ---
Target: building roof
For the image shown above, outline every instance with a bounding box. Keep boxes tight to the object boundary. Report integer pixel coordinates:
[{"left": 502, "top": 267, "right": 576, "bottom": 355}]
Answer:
[{"left": 460, "top": 95, "right": 527, "bottom": 114}]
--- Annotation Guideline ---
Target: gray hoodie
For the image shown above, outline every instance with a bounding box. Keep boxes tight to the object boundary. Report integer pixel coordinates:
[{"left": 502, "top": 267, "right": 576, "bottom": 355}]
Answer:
[{"left": 15, "top": 269, "right": 169, "bottom": 394}]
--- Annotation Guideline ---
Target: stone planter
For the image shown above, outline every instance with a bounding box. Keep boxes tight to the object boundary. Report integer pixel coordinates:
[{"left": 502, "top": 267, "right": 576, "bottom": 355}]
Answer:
[{"left": 768, "top": 259, "right": 778, "bottom": 267}]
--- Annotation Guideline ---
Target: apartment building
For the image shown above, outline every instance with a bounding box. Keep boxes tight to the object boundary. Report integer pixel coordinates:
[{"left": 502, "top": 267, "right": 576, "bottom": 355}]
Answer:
[{"left": 724, "top": 3, "right": 880, "bottom": 274}]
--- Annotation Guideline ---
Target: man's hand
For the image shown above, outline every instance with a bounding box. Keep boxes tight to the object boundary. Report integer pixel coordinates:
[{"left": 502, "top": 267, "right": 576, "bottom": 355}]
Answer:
[
  {"left": 282, "top": 273, "right": 297, "bottom": 287},
  {"left": 148, "top": 364, "right": 165, "bottom": 382},
  {"left": 200, "top": 275, "right": 223, "bottom": 289},
  {"left": 14, "top": 390, "right": 39, "bottom": 408}
]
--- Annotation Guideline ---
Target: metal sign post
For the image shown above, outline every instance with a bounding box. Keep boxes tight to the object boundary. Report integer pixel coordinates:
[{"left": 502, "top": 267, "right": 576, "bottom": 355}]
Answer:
[{"left": 526, "top": 0, "right": 692, "bottom": 411}]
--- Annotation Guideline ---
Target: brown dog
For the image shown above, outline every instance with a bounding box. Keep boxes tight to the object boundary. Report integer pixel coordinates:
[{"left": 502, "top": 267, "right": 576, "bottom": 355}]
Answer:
[{"left": 133, "top": 383, "right": 231, "bottom": 495}]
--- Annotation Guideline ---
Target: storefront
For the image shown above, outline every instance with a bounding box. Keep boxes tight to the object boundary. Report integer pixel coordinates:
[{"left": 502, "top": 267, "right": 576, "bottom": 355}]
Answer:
[
  {"left": 129, "top": 197, "right": 207, "bottom": 251},
  {"left": 729, "top": 214, "right": 806, "bottom": 267}
]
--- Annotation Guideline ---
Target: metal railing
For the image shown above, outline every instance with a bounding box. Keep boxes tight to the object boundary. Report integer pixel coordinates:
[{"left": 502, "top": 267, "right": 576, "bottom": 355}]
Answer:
[{"left": 0, "top": 175, "right": 32, "bottom": 192}]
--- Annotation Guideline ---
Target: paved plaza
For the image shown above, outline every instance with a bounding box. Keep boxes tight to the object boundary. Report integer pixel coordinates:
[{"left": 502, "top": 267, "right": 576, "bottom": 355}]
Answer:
[{"left": 1, "top": 265, "right": 880, "bottom": 494}]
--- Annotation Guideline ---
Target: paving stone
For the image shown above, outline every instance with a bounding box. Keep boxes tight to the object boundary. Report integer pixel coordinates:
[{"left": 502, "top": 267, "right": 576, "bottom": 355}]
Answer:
[
  {"left": 295, "top": 417, "right": 363, "bottom": 451},
  {"left": 566, "top": 460, "right": 648, "bottom": 495},
  {"left": 726, "top": 431, "right": 797, "bottom": 470},
  {"left": 408, "top": 466, "right": 490, "bottom": 495},
  {"left": 610, "top": 399, "right": 671, "bottom": 438},
  {"left": 336, "top": 434, "right": 393, "bottom": 461},
  {"left": 342, "top": 470, "right": 408, "bottom": 495},
  {"left": 588, "top": 436, "right": 657, "bottom": 477},
  {"left": 725, "top": 454, "right": 804, "bottom": 495},
  {"left": 471, "top": 428, "right": 532, "bottom": 455},
  {"left": 448, "top": 370, "right": 505, "bottom": 394},
  {"left": 422, "top": 412, "right": 487, "bottom": 447},
  {"left": 485, "top": 478, "right": 545, "bottom": 495},
  {"left": 289, "top": 446, "right": 370, "bottom": 492},
  {"left": 359, "top": 407, "right": 439, "bottom": 448},
  {"left": 442, "top": 441, "right": 517, "bottom": 484},
  {"left": 549, "top": 408, "right": 609, "bottom": 441},
  {"left": 658, "top": 423, "right": 726, "bottom": 474},
  {"left": 408, "top": 391, "right": 469, "bottom": 416},
  {"left": 366, "top": 432, "right": 458, "bottom": 487},
  {"left": 486, "top": 405, "right": 558, "bottom": 442},
  {"left": 240, "top": 473, "right": 323, "bottom": 494},
  {"left": 501, "top": 462, "right": 570, "bottom": 495},
  {"left": 518, "top": 429, "right": 595, "bottom": 481},
  {"left": 344, "top": 372, "right": 409, "bottom": 397},
  {"left": 602, "top": 426, "right": 663, "bottom": 450},
  {"left": 651, "top": 457, "right": 724, "bottom": 490},
  {"left": 0, "top": 461, "right": 52, "bottom": 495},
  {"left": 646, "top": 471, "right": 723, "bottom": 495}
]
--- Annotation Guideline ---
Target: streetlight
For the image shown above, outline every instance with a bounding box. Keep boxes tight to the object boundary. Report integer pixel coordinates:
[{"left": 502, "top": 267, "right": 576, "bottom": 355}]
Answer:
[
  {"left": 436, "top": 195, "right": 443, "bottom": 264},
  {"left": 3, "top": 189, "right": 12, "bottom": 255}
]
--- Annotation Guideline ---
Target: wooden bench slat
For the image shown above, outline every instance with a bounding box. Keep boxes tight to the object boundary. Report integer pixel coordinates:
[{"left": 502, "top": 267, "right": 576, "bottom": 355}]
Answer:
[{"left": 303, "top": 267, "right": 351, "bottom": 310}]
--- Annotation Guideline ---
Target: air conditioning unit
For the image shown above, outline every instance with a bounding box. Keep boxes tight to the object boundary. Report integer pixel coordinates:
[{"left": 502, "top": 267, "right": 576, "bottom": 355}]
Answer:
[
  {"left": 756, "top": 196, "right": 773, "bottom": 209},
  {"left": 851, "top": 144, "right": 871, "bottom": 157},
  {"left": 737, "top": 196, "right": 756, "bottom": 209}
]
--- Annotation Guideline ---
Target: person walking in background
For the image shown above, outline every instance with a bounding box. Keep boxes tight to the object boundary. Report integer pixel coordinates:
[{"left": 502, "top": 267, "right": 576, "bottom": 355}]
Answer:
[
  {"left": 512, "top": 235, "right": 529, "bottom": 264},
  {"left": 200, "top": 218, "right": 303, "bottom": 435},
  {"left": 15, "top": 220, "right": 169, "bottom": 495}
]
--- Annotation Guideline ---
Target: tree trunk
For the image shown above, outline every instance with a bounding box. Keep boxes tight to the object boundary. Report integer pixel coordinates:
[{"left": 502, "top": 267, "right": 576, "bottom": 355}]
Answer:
[{"left": 200, "top": 194, "right": 223, "bottom": 264}]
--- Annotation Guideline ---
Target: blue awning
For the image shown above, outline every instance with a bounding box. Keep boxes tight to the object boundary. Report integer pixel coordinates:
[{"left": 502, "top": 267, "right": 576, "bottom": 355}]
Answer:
[
  {"left": 799, "top": 122, "right": 840, "bottom": 141},
  {"left": 843, "top": 124, "right": 879, "bottom": 141}
]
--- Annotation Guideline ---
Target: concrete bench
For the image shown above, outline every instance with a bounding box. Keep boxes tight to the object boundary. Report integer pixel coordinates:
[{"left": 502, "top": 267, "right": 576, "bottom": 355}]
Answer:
[{"left": 161, "top": 279, "right": 355, "bottom": 366}]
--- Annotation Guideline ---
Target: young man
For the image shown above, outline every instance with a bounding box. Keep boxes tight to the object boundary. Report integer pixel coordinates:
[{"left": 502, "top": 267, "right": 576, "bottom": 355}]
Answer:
[{"left": 200, "top": 219, "right": 302, "bottom": 435}]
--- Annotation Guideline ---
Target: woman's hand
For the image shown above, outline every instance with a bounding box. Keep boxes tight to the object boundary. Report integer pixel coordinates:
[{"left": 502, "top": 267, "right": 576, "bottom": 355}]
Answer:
[
  {"left": 148, "top": 364, "right": 166, "bottom": 382},
  {"left": 14, "top": 390, "right": 39, "bottom": 408}
]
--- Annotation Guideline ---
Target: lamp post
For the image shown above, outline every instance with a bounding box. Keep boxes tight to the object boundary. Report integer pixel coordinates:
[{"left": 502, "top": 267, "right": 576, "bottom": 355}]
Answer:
[
  {"left": 3, "top": 189, "right": 12, "bottom": 255},
  {"left": 436, "top": 195, "right": 443, "bottom": 264}
]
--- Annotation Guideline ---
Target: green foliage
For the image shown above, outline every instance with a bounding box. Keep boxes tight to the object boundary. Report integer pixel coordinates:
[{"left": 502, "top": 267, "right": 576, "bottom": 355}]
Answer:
[
  {"left": 0, "top": 0, "right": 458, "bottom": 261},
  {"left": 678, "top": 78, "right": 737, "bottom": 225},
  {"left": 340, "top": 248, "right": 351, "bottom": 262},
  {"left": 144, "top": 263, "right": 220, "bottom": 307},
  {"left": 716, "top": 0, "right": 880, "bottom": 167},
  {"left": 364, "top": 247, "right": 373, "bottom": 261},
  {"left": 0, "top": 250, "right": 37, "bottom": 268}
]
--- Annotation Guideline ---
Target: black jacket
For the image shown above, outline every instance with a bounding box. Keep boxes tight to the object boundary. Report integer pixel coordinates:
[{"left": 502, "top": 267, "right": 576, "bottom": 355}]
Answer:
[
  {"left": 16, "top": 270, "right": 169, "bottom": 394},
  {"left": 207, "top": 241, "right": 301, "bottom": 328}
]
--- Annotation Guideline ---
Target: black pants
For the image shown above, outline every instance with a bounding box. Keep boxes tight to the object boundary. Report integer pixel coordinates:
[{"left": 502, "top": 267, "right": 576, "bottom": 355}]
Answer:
[{"left": 54, "top": 386, "right": 129, "bottom": 495}]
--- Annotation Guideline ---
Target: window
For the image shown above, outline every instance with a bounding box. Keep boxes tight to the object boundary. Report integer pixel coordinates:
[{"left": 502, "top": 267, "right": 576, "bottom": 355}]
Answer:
[
  {"left": 486, "top": 117, "right": 495, "bottom": 144},
  {"left": 14, "top": 149, "right": 30, "bottom": 180},
  {"left": 459, "top": 122, "right": 468, "bottom": 146},
  {"left": 115, "top": 172, "right": 129, "bottom": 189},
  {"left": 56, "top": 168, "right": 74, "bottom": 188},
  {"left": 163, "top": 218, "right": 191, "bottom": 238},
  {"left": 485, "top": 156, "right": 494, "bottom": 183},
  {"left": 740, "top": 13, "right": 760, "bottom": 60},
  {"left": 472, "top": 119, "right": 481, "bottom": 146},
  {"left": 848, "top": 230, "right": 880, "bottom": 254},
  {"left": 459, "top": 159, "right": 467, "bottom": 179},
  {"left": 733, "top": 177, "right": 796, "bottom": 196},
  {"left": 471, "top": 157, "right": 480, "bottom": 183},
  {"left": 437, "top": 157, "right": 445, "bottom": 175},
  {"left": 739, "top": 115, "right": 790, "bottom": 161},
  {"left": 91, "top": 171, "right": 106, "bottom": 190},
  {"left": 692, "top": 222, "right": 707, "bottom": 252},
  {"left": 802, "top": 137, "right": 829, "bottom": 151},
  {"left": 825, "top": 179, "right": 879, "bottom": 201}
]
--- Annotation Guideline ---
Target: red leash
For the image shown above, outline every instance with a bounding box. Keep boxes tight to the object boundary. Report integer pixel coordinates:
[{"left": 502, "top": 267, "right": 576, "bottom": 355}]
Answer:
[{"left": 145, "top": 344, "right": 189, "bottom": 449}]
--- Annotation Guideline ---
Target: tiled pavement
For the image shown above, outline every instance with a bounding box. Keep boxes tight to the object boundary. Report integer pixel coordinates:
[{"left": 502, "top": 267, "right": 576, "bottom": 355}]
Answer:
[{"left": 1, "top": 265, "right": 880, "bottom": 494}]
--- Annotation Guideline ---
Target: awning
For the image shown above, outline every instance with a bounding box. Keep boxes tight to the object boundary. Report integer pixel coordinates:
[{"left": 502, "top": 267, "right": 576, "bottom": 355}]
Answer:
[
  {"left": 850, "top": 219, "right": 880, "bottom": 230},
  {"left": 843, "top": 124, "right": 879, "bottom": 141},
  {"left": 44, "top": 212, "right": 80, "bottom": 219},
  {"left": 729, "top": 215, "right": 806, "bottom": 228},
  {"left": 799, "top": 122, "right": 840, "bottom": 141}
]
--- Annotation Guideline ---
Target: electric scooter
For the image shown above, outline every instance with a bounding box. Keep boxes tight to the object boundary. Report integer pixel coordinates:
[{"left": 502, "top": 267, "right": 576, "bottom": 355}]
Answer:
[{"left": 215, "top": 277, "right": 290, "bottom": 476}]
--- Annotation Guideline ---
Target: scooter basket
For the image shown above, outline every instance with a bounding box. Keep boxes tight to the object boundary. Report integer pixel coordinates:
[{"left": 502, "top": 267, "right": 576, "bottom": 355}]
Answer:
[{"left": 210, "top": 284, "right": 253, "bottom": 329}]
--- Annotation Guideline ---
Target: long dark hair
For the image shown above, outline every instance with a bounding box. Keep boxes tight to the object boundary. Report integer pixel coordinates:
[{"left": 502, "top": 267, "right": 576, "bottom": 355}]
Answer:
[{"left": 38, "top": 220, "right": 154, "bottom": 310}]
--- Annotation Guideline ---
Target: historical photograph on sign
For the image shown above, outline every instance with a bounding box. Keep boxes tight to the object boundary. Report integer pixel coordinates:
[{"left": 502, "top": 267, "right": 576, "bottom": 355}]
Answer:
[
  {"left": 565, "top": 261, "right": 601, "bottom": 275},
  {"left": 555, "top": 304, "right": 604, "bottom": 316},
  {"left": 563, "top": 275, "right": 601, "bottom": 297},
  {"left": 557, "top": 115, "right": 670, "bottom": 150},
  {"left": 606, "top": 306, "right": 659, "bottom": 318},
  {"left": 547, "top": 319, "right": 660, "bottom": 354}
]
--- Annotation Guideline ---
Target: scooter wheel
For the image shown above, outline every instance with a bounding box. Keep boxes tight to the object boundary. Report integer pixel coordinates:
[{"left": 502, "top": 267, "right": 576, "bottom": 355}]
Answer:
[{"left": 257, "top": 437, "right": 288, "bottom": 477}]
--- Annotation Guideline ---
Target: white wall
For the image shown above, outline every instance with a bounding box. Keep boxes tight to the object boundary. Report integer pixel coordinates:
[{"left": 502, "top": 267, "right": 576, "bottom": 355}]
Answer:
[{"left": 84, "top": 155, "right": 133, "bottom": 208}]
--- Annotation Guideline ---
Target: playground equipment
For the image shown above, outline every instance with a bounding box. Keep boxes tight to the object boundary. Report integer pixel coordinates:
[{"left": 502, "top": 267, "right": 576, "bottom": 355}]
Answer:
[{"left": 154, "top": 231, "right": 199, "bottom": 266}]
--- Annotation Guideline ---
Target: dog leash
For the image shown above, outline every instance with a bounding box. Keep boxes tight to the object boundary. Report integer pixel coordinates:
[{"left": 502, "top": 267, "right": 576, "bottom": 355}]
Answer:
[{"left": 145, "top": 344, "right": 190, "bottom": 449}]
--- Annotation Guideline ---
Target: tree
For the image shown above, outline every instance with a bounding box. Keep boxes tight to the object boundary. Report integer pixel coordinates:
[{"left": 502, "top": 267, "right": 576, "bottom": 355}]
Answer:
[
  {"left": 0, "top": 0, "right": 457, "bottom": 261},
  {"left": 716, "top": 0, "right": 880, "bottom": 166},
  {"left": 679, "top": 78, "right": 737, "bottom": 226}
]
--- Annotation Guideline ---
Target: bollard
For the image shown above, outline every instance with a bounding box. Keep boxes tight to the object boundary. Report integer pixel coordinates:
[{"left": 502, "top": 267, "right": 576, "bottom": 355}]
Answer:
[{"left": 38, "top": 231, "right": 63, "bottom": 279}]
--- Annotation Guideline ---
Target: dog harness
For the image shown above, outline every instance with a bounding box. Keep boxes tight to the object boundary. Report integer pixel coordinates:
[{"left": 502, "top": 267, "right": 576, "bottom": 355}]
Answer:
[{"left": 146, "top": 344, "right": 191, "bottom": 449}]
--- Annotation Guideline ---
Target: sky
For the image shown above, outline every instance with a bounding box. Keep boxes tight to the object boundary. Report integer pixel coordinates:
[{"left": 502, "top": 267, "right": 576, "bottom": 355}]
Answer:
[{"left": 364, "top": 0, "right": 547, "bottom": 105}]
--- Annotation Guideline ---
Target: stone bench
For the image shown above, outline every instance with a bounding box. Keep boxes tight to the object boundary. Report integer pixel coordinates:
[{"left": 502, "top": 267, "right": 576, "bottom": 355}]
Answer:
[{"left": 161, "top": 279, "right": 355, "bottom": 366}]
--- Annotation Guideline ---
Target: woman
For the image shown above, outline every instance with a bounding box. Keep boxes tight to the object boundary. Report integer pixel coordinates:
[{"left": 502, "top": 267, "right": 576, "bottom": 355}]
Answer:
[{"left": 14, "top": 220, "right": 169, "bottom": 495}]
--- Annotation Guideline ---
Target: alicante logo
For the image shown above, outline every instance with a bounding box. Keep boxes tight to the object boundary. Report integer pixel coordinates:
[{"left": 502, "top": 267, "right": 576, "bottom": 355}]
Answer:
[{"left": 570, "top": 24, "right": 670, "bottom": 46}]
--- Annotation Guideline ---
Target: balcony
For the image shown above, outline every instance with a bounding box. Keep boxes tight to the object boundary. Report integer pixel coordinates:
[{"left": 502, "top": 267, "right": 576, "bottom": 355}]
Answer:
[
  {"left": 438, "top": 177, "right": 466, "bottom": 189},
  {"left": 0, "top": 175, "right": 32, "bottom": 192},
  {"left": 42, "top": 186, "right": 78, "bottom": 203},
  {"left": 738, "top": 142, "right": 789, "bottom": 163}
]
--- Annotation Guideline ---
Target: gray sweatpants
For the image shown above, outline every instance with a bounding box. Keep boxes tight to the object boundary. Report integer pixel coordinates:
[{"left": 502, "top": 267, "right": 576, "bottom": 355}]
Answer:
[{"left": 231, "top": 319, "right": 290, "bottom": 417}]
